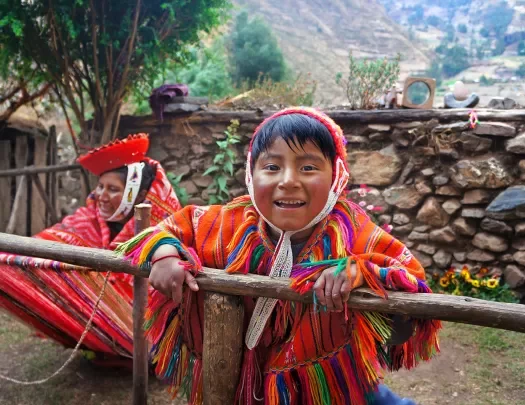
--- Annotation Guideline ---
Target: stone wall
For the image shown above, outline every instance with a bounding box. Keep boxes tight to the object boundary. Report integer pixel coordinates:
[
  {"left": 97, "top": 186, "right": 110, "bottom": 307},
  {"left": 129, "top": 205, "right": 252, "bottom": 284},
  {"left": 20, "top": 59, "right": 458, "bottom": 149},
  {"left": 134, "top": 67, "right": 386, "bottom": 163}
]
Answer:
[{"left": 116, "top": 109, "right": 525, "bottom": 298}]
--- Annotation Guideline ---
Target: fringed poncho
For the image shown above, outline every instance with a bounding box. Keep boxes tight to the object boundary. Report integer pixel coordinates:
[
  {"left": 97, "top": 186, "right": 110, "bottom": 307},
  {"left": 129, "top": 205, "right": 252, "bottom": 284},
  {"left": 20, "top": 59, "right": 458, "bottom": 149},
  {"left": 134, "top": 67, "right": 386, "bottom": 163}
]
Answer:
[{"left": 117, "top": 196, "right": 441, "bottom": 404}]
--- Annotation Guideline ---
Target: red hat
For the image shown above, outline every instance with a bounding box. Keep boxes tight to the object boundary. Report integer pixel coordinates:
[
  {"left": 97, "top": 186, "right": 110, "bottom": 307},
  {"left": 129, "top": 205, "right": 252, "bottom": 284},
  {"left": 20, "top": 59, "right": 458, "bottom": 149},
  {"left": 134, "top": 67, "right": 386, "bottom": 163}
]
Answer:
[{"left": 78, "top": 134, "right": 150, "bottom": 176}]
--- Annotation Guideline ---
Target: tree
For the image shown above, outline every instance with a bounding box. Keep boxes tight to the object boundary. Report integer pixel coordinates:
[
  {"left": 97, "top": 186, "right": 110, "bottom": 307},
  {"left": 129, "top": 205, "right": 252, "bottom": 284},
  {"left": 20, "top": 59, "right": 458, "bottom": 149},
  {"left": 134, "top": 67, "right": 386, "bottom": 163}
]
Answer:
[
  {"left": 483, "top": 2, "right": 514, "bottom": 37},
  {"left": 228, "top": 11, "right": 286, "bottom": 86},
  {"left": 458, "top": 24, "right": 468, "bottom": 34},
  {"left": 442, "top": 45, "right": 470, "bottom": 77},
  {"left": 0, "top": 0, "right": 231, "bottom": 148},
  {"left": 517, "top": 63, "right": 525, "bottom": 78},
  {"left": 518, "top": 41, "right": 525, "bottom": 56}
]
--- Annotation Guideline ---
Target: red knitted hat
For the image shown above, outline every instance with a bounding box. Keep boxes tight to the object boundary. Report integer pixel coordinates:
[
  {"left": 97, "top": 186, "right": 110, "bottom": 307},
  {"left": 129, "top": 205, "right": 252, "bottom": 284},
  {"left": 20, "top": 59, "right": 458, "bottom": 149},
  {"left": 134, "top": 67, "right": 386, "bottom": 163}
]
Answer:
[{"left": 78, "top": 134, "right": 150, "bottom": 176}]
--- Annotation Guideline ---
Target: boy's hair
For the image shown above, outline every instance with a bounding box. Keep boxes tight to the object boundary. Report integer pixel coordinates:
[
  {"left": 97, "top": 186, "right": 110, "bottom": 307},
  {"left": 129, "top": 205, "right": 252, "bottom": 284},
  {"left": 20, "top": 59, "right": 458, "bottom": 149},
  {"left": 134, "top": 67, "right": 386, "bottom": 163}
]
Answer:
[{"left": 250, "top": 113, "right": 337, "bottom": 170}]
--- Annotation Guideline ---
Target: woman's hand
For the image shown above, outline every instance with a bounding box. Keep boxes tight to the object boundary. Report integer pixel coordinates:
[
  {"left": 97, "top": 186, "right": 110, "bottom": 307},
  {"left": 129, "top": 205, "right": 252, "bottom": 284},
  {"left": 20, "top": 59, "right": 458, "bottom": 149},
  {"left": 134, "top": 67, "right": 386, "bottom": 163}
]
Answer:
[
  {"left": 149, "top": 245, "right": 199, "bottom": 305},
  {"left": 313, "top": 262, "right": 363, "bottom": 311}
]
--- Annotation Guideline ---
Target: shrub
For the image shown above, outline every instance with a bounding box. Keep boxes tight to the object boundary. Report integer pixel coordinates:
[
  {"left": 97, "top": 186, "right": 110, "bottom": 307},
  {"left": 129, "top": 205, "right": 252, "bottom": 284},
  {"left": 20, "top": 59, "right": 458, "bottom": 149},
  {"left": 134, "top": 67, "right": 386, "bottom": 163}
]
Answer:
[{"left": 336, "top": 52, "right": 401, "bottom": 109}]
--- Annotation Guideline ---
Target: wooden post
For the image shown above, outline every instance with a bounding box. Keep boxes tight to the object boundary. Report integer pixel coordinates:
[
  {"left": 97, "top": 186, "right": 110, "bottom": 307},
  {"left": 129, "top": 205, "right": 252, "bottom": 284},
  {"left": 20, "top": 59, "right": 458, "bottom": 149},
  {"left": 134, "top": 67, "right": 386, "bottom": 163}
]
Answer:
[
  {"left": 202, "top": 292, "right": 244, "bottom": 405},
  {"left": 133, "top": 203, "right": 151, "bottom": 405},
  {"left": 31, "top": 173, "right": 59, "bottom": 225},
  {"left": 6, "top": 175, "right": 27, "bottom": 234}
]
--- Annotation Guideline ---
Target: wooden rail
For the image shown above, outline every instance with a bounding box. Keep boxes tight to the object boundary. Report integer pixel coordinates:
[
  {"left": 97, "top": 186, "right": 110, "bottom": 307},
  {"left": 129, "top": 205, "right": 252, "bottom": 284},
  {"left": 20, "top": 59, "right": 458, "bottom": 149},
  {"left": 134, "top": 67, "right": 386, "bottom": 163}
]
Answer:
[{"left": 0, "top": 163, "right": 81, "bottom": 178}]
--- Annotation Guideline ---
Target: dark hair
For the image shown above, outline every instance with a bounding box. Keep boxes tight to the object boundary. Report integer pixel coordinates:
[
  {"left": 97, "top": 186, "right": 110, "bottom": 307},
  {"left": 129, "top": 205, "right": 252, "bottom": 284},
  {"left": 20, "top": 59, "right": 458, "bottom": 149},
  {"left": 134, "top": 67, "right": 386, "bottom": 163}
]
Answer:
[
  {"left": 104, "top": 160, "right": 157, "bottom": 193},
  {"left": 250, "top": 113, "right": 336, "bottom": 170}
]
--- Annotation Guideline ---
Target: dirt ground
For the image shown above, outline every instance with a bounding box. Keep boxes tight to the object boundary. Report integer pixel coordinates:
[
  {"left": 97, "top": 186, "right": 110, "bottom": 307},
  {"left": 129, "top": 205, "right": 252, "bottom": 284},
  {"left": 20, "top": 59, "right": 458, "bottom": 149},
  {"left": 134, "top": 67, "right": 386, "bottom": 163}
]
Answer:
[{"left": 1, "top": 311, "right": 524, "bottom": 405}]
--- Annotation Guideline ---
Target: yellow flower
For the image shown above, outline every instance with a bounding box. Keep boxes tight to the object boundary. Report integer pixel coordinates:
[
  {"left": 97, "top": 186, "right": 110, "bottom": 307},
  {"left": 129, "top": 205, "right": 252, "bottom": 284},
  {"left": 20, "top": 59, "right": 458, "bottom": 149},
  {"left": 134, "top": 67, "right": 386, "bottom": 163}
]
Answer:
[
  {"left": 440, "top": 277, "right": 450, "bottom": 288},
  {"left": 479, "top": 267, "right": 489, "bottom": 275},
  {"left": 481, "top": 280, "right": 487, "bottom": 287},
  {"left": 460, "top": 269, "right": 471, "bottom": 280},
  {"left": 470, "top": 280, "right": 480, "bottom": 288},
  {"left": 487, "top": 279, "right": 499, "bottom": 289}
]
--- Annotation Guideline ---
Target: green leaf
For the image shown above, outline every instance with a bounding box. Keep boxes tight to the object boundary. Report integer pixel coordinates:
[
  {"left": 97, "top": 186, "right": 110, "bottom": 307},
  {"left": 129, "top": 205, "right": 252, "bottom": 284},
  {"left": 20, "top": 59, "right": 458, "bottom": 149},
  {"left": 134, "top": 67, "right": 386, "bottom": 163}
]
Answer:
[
  {"left": 203, "top": 165, "right": 220, "bottom": 176},
  {"left": 213, "top": 153, "right": 224, "bottom": 163},
  {"left": 217, "top": 175, "right": 227, "bottom": 192},
  {"left": 224, "top": 160, "right": 234, "bottom": 175}
]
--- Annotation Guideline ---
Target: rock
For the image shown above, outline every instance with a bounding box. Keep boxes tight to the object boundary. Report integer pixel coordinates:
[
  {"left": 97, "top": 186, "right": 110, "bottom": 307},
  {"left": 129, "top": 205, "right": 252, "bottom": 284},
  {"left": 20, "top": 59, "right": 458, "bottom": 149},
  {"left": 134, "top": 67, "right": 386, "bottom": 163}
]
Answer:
[
  {"left": 486, "top": 186, "right": 525, "bottom": 212},
  {"left": 515, "top": 223, "right": 525, "bottom": 236},
  {"left": 461, "top": 189, "right": 492, "bottom": 204},
  {"left": 390, "top": 129, "right": 410, "bottom": 147},
  {"left": 414, "top": 181, "right": 433, "bottom": 196},
  {"left": 192, "top": 174, "right": 213, "bottom": 188},
  {"left": 148, "top": 143, "right": 170, "bottom": 162},
  {"left": 379, "top": 215, "right": 392, "bottom": 225},
  {"left": 229, "top": 187, "right": 246, "bottom": 198},
  {"left": 452, "top": 217, "right": 477, "bottom": 236},
  {"left": 506, "top": 133, "right": 525, "bottom": 154},
  {"left": 480, "top": 218, "right": 513, "bottom": 235},
  {"left": 408, "top": 231, "right": 429, "bottom": 242},
  {"left": 442, "top": 199, "right": 462, "bottom": 215},
  {"left": 519, "top": 160, "right": 525, "bottom": 173},
  {"left": 370, "top": 132, "right": 389, "bottom": 141},
  {"left": 190, "top": 143, "right": 208, "bottom": 156},
  {"left": 348, "top": 145, "right": 404, "bottom": 186},
  {"left": 168, "top": 164, "right": 191, "bottom": 179},
  {"left": 432, "top": 122, "right": 469, "bottom": 133},
  {"left": 347, "top": 135, "right": 368, "bottom": 144},
  {"left": 461, "top": 208, "right": 485, "bottom": 219},
  {"left": 393, "top": 224, "right": 413, "bottom": 234},
  {"left": 433, "top": 250, "right": 453, "bottom": 269},
  {"left": 187, "top": 197, "right": 206, "bottom": 205},
  {"left": 513, "top": 251, "right": 525, "bottom": 266},
  {"left": 368, "top": 124, "right": 391, "bottom": 132},
  {"left": 417, "top": 197, "right": 450, "bottom": 227},
  {"left": 473, "top": 122, "right": 516, "bottom": 137},
  {"left": 488, "top": 97, "right": 517, "bottom": 110},
  {"left": 503, "top": 265, "right": 525, "bottom": 289},
  {"left": 429, "top": 226, "right": 456, "bottom": 244},
  {"left": 383, "top": 185, "right": 424, "bottom": 210},
  {"left": 421, "top": 168, "right": 435, "bottom": 177},
  {"left": 235, "top": 168, "right": 246, "bottom": 184},
  {"left": 179, "top": 180, "right": 199, "bottom": 195},
  {"left": 395, "top": 122, "right": 423, "bottom": 129},
  {"left": 450, "top": 156, "right": 514, "bottom": 189},
  {"left": 472, "top": 232, "right": 508, "bottom": 253},
  {"left": 453, "top": 252, "right": 467, "bottom": 262},
  {"left": 500, "top": 253, "right": 515, "bottom": 263},
  {"left": 453, "top": 81, "right": 469, "bottom": 100},
  {"left": 459, "top": 133, "right": 492, "bottom": 153},
  {"left": 467, "top": 249, "right": 495, "bottom": 262},
  {"left": 512, "top": 239, "right": 525, "bottom": 251},
  {"left": 433, "top": 175, "right": 449, "bottom": 186},
  {"left": 417, "top": 244, "right": 437, "bottom": 255},
  {"left": 347, "top": 187, "right": 389, "bottom": 214},
  {"left": 436, "top": 185, "right": 461, "bottom": 197},
  {"left": 393, "top": 213, "right": 410, "bottom": 225},
  {"left": 405, "top": 241, "right": 415, "bottom": 248},
  {"left": 413, "top": 251, "right": 433, "bottom": 268},
  {"left": 438, "top": 147, "right": 459, "bottom": 160},
  {"left": 414, "top": 225, "right": 430, "bottom": 232},
  {"left": 444, "top": 92, "right": 480, "bottom": 109}
]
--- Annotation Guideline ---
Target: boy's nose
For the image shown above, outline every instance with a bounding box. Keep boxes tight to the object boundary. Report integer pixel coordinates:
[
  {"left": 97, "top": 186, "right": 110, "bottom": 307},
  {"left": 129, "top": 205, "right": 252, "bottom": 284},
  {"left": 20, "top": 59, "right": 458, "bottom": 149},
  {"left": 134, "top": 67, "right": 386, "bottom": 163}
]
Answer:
[{"left": 279, "top": 169, "right": 300, "bottom": 189}]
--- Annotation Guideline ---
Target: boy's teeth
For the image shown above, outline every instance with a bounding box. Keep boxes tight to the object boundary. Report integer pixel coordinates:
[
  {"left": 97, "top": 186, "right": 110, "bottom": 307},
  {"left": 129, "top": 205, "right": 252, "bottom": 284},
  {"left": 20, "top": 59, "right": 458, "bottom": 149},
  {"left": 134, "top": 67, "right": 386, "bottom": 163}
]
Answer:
[{"left": 277, "top": 200, "right": 303, "bottom": 204}]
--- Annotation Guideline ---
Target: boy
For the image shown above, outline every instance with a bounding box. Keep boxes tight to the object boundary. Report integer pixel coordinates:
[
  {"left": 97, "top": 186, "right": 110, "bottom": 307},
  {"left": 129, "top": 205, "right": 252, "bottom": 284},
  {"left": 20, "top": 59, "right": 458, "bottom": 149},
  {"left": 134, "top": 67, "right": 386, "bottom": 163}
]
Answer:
[{"left": 119, "top": 107, "right": 440, "bottom": 404}]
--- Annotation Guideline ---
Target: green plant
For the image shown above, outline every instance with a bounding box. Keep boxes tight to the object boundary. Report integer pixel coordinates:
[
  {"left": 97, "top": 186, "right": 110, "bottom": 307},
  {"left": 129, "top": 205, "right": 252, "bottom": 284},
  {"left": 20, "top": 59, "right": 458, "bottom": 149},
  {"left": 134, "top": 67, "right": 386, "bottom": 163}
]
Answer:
[
  {"left": 428, "top": 265, "right": 519, "bottom": 303},
  {"left": 203, "top": 119, "right": 241, "bottom": 204},
  {"left": 336, "top": 52, "right": 401, "bottom": 109},
  {"left": 516, "top": 63, "right": 525, "bottom": 78},
  {"left": 167, "top": 173, "right": 191, "bottom": 207},
  {"left": 457, "top": 23, "right": 467, "bottom": 34},
  {"left": 228, "top": 10, "right": 287, "bottom": 87}
]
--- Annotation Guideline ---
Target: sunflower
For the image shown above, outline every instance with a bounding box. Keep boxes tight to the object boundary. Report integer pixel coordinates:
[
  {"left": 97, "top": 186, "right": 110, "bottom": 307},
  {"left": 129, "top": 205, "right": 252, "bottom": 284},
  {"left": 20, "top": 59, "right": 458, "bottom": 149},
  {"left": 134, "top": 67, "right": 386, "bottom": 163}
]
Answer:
[
  {"left": 487, "top": 279, "right": 499, "bottom": 289},
  {"left": 440, "top": 277, "right": 450, "bottom": 288},
  {"left": 470, "top": 280, "right": 480, "bottom": 288}
]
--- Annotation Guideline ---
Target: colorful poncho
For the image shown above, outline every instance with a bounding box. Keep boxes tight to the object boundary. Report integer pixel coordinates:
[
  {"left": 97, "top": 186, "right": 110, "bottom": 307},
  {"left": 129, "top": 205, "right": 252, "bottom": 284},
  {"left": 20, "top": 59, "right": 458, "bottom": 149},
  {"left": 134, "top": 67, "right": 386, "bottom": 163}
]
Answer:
[
  {"left": 118, "top": 195, "right": 441, "bottom": 404},
  {"left": 0, "top": 158, "right": 181, "bottom": 364}
]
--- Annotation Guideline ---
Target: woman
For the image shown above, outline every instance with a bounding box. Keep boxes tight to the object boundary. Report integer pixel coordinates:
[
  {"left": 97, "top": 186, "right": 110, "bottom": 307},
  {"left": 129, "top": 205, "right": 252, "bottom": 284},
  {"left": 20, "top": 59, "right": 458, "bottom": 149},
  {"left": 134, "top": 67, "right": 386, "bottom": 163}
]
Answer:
[{"left": 0, "top": 133, "right": 181, "bottom": 366}]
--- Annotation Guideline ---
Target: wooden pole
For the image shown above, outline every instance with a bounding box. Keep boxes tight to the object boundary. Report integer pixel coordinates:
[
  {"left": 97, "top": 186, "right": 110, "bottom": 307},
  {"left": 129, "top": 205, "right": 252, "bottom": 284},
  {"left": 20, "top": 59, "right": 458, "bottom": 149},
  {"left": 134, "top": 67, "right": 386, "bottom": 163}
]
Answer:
[
  {"left": 5, "top": 175, "right": 27, "bottom": 234},
  {"left": 132, "top": 203, "right": 151, "bottom": 405},
  {"left": 31, "top": 173, "right": 59, "bottom": 224},
  {"left": 202, "top": 292, "right": 244, "bottom": 405},
  {"left": 0, "top": 163, "right": 81, "bottom": 178},
  {"left": 0, "top": 232, "right": 524, "bottom": 333}
]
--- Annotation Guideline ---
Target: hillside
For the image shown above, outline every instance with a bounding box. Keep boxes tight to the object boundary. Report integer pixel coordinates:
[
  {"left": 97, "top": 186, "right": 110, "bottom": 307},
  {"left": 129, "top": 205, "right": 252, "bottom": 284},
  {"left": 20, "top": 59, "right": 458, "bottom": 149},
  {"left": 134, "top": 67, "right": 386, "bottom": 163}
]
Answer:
[{"left": 233, "top": 0, "right": 431, "bottom": 104}]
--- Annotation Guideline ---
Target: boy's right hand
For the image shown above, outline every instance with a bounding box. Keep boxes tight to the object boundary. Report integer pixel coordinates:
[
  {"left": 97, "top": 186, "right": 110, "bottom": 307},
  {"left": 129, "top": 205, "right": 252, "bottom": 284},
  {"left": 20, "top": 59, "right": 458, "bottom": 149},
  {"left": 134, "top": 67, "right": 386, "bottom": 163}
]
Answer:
[{"left": 149, "top": 246, "right": 199, "bottom": 305}]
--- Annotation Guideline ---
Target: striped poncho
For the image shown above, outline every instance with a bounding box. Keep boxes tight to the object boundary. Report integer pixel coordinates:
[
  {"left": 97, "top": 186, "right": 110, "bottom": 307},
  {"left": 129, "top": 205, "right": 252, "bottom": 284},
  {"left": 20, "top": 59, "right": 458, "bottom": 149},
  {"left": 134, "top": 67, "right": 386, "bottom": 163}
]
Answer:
[{"left": 118, "top": 195, "right": 441, "bottom": 404}]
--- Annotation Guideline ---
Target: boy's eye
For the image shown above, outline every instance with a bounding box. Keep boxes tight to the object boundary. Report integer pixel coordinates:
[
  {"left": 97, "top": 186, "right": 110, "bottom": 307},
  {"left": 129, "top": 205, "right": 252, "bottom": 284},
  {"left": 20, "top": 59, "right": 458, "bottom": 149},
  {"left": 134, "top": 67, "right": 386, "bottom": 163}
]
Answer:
[
  {"left": 264, "top": 164, "right": 280, "bottom": 171},
  {"left": 302, "top": 165, "right": 317, "bottom": 172}
]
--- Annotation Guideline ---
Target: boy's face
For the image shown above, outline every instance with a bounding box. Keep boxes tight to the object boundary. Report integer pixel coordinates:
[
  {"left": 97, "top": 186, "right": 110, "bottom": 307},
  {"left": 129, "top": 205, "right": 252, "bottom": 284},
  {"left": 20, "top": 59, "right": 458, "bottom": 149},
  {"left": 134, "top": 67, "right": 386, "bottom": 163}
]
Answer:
[{"left": 252, "top": 137, "right": 333, "bottom": 237}]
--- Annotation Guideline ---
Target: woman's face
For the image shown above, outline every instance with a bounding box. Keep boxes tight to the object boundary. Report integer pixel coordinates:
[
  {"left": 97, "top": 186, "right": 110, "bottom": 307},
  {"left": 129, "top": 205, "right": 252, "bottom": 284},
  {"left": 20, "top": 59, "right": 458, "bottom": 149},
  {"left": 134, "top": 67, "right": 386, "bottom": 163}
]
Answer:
[{"left": 94, "top": 172, "right": 126, "bottom": 220}]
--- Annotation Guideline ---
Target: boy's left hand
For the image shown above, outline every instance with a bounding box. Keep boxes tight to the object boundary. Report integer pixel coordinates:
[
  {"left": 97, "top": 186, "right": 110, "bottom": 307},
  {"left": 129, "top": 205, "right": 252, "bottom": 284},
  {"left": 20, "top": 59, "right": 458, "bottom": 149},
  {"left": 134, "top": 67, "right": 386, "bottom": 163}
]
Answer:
[{"left": 312, "top": 263, "right": 363, "bottom": 311}]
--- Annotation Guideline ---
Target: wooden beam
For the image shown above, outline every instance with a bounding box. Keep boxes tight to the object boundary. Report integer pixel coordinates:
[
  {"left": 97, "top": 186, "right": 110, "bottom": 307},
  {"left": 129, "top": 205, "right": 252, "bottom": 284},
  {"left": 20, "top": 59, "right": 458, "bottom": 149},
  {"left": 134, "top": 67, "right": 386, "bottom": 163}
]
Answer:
[
  {"left": 132, "top": 204, "right": 151, "bottom": 405},
  {"left": 0, "top": 232, "right": 524, "bottom": 333},
  {"left": 0, "top": 163, "right": 81, "bottom": 178},
  {"left": 31, "top": 174, "right": 59, "bottom": 225},
  {"left": 5, "top": 175, "right": 27, "bottom": 234},
  {"left": 203, "top": 292, "right": 244, "bottom": 405}
]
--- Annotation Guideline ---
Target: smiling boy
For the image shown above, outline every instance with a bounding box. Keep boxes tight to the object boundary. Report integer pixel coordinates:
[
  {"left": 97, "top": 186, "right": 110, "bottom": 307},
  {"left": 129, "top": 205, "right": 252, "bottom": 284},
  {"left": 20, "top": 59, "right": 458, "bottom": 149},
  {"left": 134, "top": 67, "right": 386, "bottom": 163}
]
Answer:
[{"left": 118, "top": 107, "right": 440, "bottom": 404}]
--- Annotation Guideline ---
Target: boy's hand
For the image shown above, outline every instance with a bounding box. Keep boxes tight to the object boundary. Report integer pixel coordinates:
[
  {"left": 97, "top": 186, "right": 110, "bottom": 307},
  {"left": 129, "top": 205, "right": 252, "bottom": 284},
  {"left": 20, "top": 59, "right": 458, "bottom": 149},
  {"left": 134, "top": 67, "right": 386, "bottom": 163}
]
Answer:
[
  {"left": 149, "top": 245, "right": 199, "bottom": 305},
  {"left": 313, "top": 262, "right": 363, "bottom": 311}
]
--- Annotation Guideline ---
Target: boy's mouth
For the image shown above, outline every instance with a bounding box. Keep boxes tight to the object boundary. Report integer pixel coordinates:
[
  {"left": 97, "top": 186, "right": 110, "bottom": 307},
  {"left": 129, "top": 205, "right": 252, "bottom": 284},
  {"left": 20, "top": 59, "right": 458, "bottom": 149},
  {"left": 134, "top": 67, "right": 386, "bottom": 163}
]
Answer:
[{"left": 274, "top": 200, "right": 306, "bottom": 209}]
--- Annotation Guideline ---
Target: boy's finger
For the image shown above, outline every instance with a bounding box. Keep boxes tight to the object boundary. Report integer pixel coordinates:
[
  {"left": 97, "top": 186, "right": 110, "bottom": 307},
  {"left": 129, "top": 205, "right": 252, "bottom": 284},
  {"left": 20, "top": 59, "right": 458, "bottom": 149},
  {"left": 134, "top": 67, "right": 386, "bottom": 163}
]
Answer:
[
  {"left": 324, "top": 276, "right": 335, "bottom": 310},
  {"left": 185, "top": 272, "right": 199, "bottom": 291},
  {"left": 341, "top": 280, "right": 352, "bottom": 303},
  {"left": 331, "top": 276, "right": 345, "bottom": 311},
  {"left": 313, "top": 273, "right": 326, "bottom": 306},
  {"left": 172, "top": 281, "right": 182, "bottom": 305}
]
